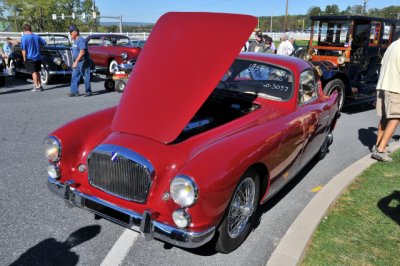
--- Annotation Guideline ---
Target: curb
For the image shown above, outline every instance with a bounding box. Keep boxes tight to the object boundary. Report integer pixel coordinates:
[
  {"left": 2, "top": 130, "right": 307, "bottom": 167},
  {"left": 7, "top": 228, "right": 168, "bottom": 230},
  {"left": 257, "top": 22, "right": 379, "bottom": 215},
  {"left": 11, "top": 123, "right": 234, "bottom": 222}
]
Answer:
[{"left": 266, "top": 142, "right": 400, "bottom": 266}]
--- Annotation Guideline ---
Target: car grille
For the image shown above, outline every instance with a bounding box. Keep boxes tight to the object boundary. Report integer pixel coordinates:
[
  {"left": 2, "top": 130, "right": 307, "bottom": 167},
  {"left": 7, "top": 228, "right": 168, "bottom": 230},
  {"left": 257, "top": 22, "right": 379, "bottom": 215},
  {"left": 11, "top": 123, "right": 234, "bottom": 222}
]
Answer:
[
  {"left": 87, "top": 145, "right": 154, "bottom": 203},
  {"left": 60, "top": 50, "right": 73, "bottom": 67}
]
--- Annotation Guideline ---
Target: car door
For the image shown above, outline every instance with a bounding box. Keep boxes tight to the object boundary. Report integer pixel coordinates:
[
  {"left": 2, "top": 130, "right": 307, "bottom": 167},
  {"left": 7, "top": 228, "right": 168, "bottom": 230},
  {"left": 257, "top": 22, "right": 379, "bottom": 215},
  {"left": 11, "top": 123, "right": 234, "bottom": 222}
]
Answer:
[
  {"left": 296, "top": 70, "right": 329, "bottom": 166},
  {"left": 87, "top": 37, "right": 102, "bottom": 66}
]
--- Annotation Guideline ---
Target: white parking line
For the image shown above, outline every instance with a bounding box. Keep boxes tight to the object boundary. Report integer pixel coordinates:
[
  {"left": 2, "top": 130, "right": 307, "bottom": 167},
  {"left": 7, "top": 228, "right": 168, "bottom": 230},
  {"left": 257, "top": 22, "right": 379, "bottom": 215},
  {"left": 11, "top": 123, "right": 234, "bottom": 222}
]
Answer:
[{"left": 101, "top": 229, "right": 139, "bottom": 266}]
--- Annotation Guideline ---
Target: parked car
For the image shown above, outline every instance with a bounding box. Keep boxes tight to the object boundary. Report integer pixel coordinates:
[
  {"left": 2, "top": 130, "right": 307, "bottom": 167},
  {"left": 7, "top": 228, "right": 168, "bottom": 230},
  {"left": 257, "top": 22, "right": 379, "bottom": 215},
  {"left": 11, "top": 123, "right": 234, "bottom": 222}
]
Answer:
[
  {"left": 9, "top": 34, "right": 73, "bottom": 84},
  {"left": 0, "top": 54, "right": 5, "bottom": 86},
  {"left": 304, "top": 15, "right": 400, "bottom": 110},
  {"left": 86, "top": 34, "right": 141, "bottom": 74},
  {"left": 45, "top": 12, "right": 339, "bottom": 253}
]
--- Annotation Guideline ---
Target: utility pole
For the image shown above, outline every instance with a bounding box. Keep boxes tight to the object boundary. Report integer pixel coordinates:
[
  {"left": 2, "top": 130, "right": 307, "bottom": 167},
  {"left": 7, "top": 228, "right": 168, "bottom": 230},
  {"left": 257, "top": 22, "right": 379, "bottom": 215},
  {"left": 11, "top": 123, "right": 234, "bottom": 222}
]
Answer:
[
  {"left": 363, "top": 0, "right": 368, "bottom": 15},
  {"left": 284, "top": 0, "right": 289, "bottom": 32}
]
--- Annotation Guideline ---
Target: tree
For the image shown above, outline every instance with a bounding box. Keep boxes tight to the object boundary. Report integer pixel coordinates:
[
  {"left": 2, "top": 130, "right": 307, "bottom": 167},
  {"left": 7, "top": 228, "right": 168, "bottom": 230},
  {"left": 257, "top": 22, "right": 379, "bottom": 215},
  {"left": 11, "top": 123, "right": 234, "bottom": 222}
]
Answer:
[
  {"left": 324, "top": 4, "right": 340, "bottom": 15},
  {"left": 307, "top": 6, "right": 322, "bottom": 17}
]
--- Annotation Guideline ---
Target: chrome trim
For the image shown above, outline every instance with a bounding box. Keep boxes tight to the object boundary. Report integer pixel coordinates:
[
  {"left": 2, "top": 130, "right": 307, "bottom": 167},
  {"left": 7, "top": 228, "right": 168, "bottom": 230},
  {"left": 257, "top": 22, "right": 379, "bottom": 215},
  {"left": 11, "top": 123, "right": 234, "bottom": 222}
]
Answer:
[
  {"left": 48, "top": 70, "right": 73, "bottom": 75},
  {"left": 87, "top": 144, "right": 155, "bottom": 203},
  {"left": 47, "top": 177, "right": 215, "bottom": 248}
]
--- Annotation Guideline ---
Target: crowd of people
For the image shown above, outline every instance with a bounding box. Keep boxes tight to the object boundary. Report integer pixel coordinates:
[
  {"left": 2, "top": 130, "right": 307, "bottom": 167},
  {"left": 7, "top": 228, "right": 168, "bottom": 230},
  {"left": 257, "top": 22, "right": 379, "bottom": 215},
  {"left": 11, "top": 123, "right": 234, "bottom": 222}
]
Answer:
[
  {"left": 244, "top": 30, "right": 297, "bottom": 56},
  {"left": 1, "top": 23, "right": 93, "bottom": 97}
]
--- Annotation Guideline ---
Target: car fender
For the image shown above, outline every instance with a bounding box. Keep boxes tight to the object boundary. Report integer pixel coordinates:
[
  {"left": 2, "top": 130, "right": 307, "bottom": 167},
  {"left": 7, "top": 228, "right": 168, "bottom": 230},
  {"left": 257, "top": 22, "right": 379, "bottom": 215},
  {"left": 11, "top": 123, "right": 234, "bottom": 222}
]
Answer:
[{"left": 49, "top": 107, "right": 117, "bottom": 181}]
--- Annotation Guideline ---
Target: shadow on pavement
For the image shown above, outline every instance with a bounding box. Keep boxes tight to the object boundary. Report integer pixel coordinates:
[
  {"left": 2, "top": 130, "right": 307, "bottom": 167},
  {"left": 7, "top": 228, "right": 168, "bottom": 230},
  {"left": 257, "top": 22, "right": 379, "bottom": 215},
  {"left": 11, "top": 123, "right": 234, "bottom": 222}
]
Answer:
[
  {"left": 9, "top": 225, "right": 101, "bottom": 266},
  {"left": 341, "top": 103, "right": 375, "bottom": 114},
  {"left": 377, "top": 190, "right": 400, "bottom": 225},
  {"left": 358, "top": 127, "right": 378, "bottom": 151}
]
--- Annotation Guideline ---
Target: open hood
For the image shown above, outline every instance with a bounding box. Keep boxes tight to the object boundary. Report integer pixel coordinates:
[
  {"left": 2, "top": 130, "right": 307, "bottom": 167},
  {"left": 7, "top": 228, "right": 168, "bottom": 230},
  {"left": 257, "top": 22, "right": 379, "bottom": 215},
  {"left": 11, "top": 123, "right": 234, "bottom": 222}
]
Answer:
[{"left": 111, "top": 12, "right": 257, "bottom": 143}]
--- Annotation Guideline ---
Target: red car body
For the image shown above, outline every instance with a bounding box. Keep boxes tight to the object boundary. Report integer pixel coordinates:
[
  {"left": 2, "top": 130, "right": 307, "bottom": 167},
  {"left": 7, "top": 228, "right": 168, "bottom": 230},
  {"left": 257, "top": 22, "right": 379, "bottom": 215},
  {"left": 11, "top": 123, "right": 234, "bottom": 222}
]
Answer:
[
  {"left": 86, "top": 34, "right": 141, "bottom": 73},
  {"left": 46, "top": 12, "right": 339, "bottom": 253}
]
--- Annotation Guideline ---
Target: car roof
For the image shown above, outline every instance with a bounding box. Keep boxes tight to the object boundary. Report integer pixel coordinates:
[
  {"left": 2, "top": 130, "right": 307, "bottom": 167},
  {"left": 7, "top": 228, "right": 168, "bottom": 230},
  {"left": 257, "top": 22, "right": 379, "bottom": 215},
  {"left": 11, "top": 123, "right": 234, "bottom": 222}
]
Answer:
[
  {"left": 86, "top": 34, "right": 131, "bottom": 39},
  {"left": 310, "top": 15, "right": 400, "bottom": 23},
  {"left": 238, "top": 52, "right": 312, "bottom": 74}
]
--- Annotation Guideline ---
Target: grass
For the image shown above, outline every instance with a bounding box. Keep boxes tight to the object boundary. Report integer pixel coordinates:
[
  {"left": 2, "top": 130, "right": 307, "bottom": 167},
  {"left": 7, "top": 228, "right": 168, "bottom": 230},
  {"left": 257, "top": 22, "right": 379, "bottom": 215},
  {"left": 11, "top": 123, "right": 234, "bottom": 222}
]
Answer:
[{"left": 302, "top": 150, "right": 400, "bottom": 266}]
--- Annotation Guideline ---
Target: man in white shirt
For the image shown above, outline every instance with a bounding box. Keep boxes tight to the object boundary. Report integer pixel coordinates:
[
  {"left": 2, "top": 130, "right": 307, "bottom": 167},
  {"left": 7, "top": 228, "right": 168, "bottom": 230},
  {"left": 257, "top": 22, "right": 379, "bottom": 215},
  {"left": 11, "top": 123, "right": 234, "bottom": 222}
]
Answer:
[
  {"left": 276, "top": 33, "right": 294, "bottom": 56},
  {"left": 372, "top": 38, "right": 400, "bottom": 162}
]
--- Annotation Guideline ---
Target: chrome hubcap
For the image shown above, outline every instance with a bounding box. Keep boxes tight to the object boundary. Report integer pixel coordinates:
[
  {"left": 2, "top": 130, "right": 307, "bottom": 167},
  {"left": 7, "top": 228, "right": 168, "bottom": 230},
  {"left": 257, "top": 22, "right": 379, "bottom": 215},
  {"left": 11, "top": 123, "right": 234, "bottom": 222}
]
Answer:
[{"left": 227, "top": 177, "right": 255, "bottom": 239}]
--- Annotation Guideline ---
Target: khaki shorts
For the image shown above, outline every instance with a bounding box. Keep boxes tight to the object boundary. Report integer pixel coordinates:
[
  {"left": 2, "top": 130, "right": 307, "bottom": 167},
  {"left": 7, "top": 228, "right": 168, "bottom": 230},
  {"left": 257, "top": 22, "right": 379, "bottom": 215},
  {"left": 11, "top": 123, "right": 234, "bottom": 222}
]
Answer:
[{"left": 376, "top": 90, "right": 400, "bottom": 118}]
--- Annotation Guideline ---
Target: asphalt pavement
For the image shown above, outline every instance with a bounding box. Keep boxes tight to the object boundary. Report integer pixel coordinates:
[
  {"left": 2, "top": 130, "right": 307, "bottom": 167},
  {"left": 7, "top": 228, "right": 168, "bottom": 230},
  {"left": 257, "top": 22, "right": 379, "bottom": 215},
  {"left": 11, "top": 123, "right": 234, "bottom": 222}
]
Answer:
[{"left": 1, "top": 75, "right": 398, "bottom": 266}]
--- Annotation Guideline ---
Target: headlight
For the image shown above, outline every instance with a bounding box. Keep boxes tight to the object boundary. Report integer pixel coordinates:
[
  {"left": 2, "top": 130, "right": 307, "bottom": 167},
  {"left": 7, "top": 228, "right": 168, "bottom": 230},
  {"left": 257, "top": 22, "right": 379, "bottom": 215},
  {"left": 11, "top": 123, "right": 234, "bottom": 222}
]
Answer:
[
  {"left": 172, "top": 209, "right": 191, "bottom": 228},
  {"left": 121, "top": 52, "right": 128, "bottom": 61},
  {"left": 170, "top": 175, "right": 198, "bottom": 207},
  {"left": 44, "top": 136, "right": 61, "bottom": 162},
  {"left": 47, "top": 164, "right": 61, "bottom": 179},
  {"left": 53, "top": 57, "right": 62, "bottom": 65},
  {"left": 337, "top": 56, "right": 346, "bottom": 65}
]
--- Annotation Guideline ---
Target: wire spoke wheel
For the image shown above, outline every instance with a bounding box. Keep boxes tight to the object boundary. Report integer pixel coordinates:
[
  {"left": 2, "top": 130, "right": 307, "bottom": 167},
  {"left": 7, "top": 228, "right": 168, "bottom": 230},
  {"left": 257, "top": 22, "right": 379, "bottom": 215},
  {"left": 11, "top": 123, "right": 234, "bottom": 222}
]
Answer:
[{"left": 227, "top": 177, "right": 255, "bottom": 239}]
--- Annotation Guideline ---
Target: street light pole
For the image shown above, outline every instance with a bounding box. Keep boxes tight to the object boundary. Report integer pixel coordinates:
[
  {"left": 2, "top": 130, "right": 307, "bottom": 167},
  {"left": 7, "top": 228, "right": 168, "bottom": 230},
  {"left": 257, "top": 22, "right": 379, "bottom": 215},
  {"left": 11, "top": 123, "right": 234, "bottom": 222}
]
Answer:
[
  {"left": 363, "top": 0, "right": 368, "bottom": 15},
  {"left": 284, "top": 0, "right": 289, "bottom": 32}
]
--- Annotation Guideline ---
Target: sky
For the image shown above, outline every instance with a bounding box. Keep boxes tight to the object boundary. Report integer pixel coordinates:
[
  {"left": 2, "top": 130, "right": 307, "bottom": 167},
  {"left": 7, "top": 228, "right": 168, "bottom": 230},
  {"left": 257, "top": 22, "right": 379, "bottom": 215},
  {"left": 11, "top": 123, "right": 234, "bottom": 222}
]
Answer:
[{"left": 94, "top": 0, "right": 400, "bottom": 23}]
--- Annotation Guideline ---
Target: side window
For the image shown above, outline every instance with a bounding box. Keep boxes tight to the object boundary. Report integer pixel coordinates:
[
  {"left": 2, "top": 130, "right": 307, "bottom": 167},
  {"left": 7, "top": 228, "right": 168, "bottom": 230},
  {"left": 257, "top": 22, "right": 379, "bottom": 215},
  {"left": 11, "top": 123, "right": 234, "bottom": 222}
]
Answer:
[
  {"left": 298, "top": 70, "right": 317, "bottom": 105},
  {"left": 87, "top": 38, "right": 101, "bottom": 46},
  {"left": 382, "top": 23, "right": 393, "bottom": 47}
]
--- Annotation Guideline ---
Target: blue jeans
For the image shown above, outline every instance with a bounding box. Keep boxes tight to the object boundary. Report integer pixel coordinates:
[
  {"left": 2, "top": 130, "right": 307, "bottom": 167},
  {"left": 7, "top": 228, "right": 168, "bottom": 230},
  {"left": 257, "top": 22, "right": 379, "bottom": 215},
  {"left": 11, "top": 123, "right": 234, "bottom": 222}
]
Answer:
[{"left": 70, "top": 61, "right": 91, "bottom": 94}]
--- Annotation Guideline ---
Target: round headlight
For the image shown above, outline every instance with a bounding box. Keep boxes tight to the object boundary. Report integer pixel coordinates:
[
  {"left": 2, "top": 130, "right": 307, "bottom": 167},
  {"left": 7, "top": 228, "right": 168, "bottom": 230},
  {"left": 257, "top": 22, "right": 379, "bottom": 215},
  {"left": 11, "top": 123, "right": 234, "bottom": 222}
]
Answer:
[
  {"left": 44, "top": 136, "right": 61, "bottom": 162},
  {"left": 337, "top": 56, "right": 346, "bottom": 65},
  {"left": 121, "top": 52, "right": 128, "bottom": 61},
  {"left": 47, "top": 164, "right": 61, "bottom": 179},
  {"left": 170, "top": 175, "right": 198, "bottom": 207},
  {"left": 53, "top": 57, "right": 62, "bottom": 65},
  {"left": 172, "top": 209, "right": 191, "bottom": 228}
]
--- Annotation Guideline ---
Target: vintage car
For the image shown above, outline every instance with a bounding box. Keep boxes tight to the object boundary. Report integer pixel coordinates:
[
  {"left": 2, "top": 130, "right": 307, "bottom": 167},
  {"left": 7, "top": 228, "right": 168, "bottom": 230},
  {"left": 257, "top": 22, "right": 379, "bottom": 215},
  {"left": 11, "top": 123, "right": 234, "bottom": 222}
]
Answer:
[
  {"left": 86, "top": 34, "right": 141, "bottom": 74},
  {"left": 304, "top": 15, "right": 400, "bottom": 110},
  {"left": 0, "top": 54, "right": 5, "bottom": 86},
  {"left": 45, "top": 12, "right": 339, "bottom": 253},
  {"left": 9, "top": 34, "right": 73, "bottom": 84}
]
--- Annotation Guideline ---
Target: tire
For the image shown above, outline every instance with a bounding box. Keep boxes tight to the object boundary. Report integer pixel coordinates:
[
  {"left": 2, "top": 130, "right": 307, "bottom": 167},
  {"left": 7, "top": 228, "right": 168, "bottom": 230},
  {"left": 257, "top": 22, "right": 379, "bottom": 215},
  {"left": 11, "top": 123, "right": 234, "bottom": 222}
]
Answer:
[
  {"left": 108, "top": 60, "right": 118, "bottom": 74},
  {"left": 115, "top": 79, "right": 126, "bottom": 93},
  {"left": 40, "top": 66, "right": 51, "bottom": 85},
  {"left": 323, "top": 79, "right": 345, "bottom": 112},
  {"left": 215, "top": 168, "right": 260, "bottom": 253},
  {"left": 317, "top": 132, "right": 333, "bottom": 160},
  {"left": 104, "top": 78, "right": 115, "bottom": 92}
]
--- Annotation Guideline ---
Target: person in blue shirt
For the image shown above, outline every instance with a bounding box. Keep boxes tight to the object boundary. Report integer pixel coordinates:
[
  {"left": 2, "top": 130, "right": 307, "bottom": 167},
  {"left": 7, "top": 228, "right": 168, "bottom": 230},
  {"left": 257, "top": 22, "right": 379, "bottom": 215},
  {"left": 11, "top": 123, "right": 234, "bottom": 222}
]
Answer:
[
  {"left": 20, "top": 23, "right": 46, "bottom": 92},
  {"left": 3, "top": 37, "right": 13, "bottom": 64},
  {"left": 69, "top": 25, "right": 92, "bottom": 97}
]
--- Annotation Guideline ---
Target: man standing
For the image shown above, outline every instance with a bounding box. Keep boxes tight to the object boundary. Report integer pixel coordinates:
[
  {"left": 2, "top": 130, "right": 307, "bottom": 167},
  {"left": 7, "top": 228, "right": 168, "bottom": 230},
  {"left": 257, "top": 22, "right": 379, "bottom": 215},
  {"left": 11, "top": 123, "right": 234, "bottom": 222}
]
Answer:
[
  {"left": 69, "top": 25, "right": 92, "bottom": 97},
  {"left": 372, "top": 38, "right": 400, "bottom": 162},
  {"left": 247, "top": 31, "right": 267, "bottom": 53},
  {"left": 20, "top": 24, "right": 46, "bottom": 92}
]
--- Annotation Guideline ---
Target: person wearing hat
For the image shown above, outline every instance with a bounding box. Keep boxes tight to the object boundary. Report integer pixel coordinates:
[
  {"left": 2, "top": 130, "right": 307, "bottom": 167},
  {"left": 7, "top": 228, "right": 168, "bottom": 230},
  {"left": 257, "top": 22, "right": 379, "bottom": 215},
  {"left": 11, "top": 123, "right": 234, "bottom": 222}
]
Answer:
[
  {"left": 247, "top": 30, "right": 268, "bottom": 53},
  {"left": 20, "top": 23, "right": 46, "bottom": 92},
  {"left": 69, "top": 25, "right": 92, "bottom": 97}
]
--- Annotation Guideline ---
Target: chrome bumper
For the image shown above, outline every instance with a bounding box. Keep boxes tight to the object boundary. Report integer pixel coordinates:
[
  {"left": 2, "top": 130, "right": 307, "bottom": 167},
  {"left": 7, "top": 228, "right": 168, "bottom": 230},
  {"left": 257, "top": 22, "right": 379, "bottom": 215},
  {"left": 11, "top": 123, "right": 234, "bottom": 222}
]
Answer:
[{"left": 47, "top": 177, "right": 215, "bottom": 248}]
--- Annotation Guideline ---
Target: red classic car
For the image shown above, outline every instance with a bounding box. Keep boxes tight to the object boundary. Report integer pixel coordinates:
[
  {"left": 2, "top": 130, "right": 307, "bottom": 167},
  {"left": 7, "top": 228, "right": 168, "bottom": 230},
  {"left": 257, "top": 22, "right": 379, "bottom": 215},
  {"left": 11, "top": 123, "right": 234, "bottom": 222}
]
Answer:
[
  {"left": 86, "top": 34, "right": 141, "bottom": 74},
  {"left": 45, "top": 12, "right": 339, "bottom": 253}
]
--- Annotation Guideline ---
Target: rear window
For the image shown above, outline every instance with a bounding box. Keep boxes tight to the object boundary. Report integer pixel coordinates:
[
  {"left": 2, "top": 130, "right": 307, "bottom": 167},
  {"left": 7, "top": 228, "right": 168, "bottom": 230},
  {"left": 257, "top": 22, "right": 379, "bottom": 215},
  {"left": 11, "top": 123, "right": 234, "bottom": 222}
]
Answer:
[{"left": 217, "top": 59, "right": 294, "bottom": 101}]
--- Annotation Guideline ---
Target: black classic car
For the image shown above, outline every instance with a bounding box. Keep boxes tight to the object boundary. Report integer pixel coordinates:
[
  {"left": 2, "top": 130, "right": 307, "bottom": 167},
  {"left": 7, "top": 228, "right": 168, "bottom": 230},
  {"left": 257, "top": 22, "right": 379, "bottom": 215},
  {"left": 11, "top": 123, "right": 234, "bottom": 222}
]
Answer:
[
  {"left": 304, "top": 15, "right": 400, "bottom": 110},
  {"left": 0, "top": 54, "right": 5, "bottom": 86},
  {"left": 9, "top": 34, "right": 73, "bottom": 84}
]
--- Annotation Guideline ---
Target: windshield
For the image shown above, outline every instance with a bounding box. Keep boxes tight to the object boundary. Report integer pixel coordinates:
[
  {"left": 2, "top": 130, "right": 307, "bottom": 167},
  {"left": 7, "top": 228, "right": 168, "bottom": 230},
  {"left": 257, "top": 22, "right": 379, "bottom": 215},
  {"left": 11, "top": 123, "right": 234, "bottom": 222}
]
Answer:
[
  {"left": 314, "top": 20, "right": 351, "bottom": 47},
  {"left": 40, "top": 35, "right": 71, "bottom": 47},
  {"left": 104, "top": 36, "right": 132, "bottom": 46},
  {"left": 217, "top": 59, "right": 294, "bottom": 101}
]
